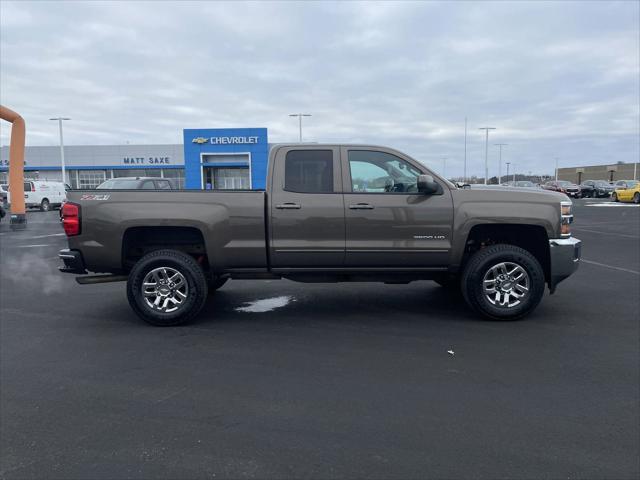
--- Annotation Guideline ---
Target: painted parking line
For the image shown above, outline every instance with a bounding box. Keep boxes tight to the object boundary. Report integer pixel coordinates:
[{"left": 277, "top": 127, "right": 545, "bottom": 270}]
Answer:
[
  {"left": 572, "top": 228, "right": 639, "bottom": 239},
  {"left": 586, "top": 203, "right": 640, "bottom": 207},
  {"left": 11, "top": 244, "right": 52, "bottom": 248},
  {"left": 581, "top": 259, "right": 640, "bottom": 275},
  {"left": 27, "top": 233, "right": 66, "bottom": 239}
]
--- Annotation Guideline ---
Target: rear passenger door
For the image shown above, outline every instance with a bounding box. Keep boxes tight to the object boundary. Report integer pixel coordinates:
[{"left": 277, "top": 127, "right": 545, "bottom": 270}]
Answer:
[{"left": 269, "top": 147, "right": 345, "bottom": 268}]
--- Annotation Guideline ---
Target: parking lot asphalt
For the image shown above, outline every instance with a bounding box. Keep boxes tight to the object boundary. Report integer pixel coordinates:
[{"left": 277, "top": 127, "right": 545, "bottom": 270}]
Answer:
[{"left": 1, "top": 199, "right": 638, "bottom": 479}]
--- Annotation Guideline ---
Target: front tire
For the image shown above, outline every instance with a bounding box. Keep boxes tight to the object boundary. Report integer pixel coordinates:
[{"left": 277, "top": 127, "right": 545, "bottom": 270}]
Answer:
[
  {"left": 40, "top": 199, "right": 50, "bottom": 212},
  {"left": 461, "top": 244, "right": 545, "bottom": 321},
  {"left": 127, "top": 249, "right": 208, "bottom": 326}
]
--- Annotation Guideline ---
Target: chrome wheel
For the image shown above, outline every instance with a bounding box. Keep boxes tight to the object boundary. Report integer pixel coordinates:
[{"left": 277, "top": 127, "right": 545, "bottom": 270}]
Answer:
[
  {"left": 142, "top": 267, "right": 188, "bottom": 313},
  {"left": 482, "top": 262, "right": 530, "bottom": 308}
]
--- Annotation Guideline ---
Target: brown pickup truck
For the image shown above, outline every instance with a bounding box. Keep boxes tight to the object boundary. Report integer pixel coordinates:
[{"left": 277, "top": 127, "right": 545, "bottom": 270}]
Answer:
[{"left": 59, "top": 144, "right": 581, "bottom": 325}]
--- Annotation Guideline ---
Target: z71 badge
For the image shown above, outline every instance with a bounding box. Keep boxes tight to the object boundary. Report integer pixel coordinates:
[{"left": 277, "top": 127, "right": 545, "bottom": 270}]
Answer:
[{"left": 80, "top": 194, "right": 110, "bottom": 201}]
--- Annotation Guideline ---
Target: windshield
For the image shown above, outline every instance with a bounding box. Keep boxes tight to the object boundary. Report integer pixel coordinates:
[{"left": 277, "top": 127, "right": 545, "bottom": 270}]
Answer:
[
  {"left": 96, "top": 179, "right": 141, "bottom": 189},
  {"left": 627, "top": 180, "right": 639, "bottom": 188},
  {"left": 557, "top": 181, "right": 571, "bottom": 186}
]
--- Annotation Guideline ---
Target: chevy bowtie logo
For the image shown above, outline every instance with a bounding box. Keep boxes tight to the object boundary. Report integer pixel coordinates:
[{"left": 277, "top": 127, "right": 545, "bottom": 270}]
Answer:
[{"left": 191, "top": 137, "right": 209, "bottom": 144}]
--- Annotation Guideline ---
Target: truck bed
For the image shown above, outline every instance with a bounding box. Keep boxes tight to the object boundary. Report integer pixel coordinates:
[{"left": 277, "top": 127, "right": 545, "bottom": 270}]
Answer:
[{"left": 66, "top": 190, "right": 268, "bottom": 273}]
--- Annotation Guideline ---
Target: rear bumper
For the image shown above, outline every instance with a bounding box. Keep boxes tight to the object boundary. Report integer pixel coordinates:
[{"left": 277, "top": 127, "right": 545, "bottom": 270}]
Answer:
[
  {"left": 548, "top": 237, "right": 581, "bottom": 293},
  {"left": 58, "top": 249, "right": 87, "bottom": 274}
]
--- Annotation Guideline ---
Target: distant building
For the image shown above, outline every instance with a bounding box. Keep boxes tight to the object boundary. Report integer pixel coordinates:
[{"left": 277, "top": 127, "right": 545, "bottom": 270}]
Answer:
[
  {"left": 557, "top": 163, "right": 638, "bottom": 184},
  {"left": 0, "top": 127, "right": 269, "bottom": 190}
]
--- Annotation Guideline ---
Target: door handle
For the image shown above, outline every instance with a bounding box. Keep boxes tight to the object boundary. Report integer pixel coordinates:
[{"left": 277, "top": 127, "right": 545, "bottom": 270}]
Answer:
[
  {"left": 275, "top": 203, "right": 301, "bottom": 209},
  {"left": 349, "top": 203, "right": 375, "bottom": 210}
]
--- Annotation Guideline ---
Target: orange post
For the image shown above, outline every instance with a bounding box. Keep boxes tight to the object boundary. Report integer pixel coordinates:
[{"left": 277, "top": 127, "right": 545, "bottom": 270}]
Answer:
[{"left": 0, "top": 105, "right": 27, "bottom": 229}]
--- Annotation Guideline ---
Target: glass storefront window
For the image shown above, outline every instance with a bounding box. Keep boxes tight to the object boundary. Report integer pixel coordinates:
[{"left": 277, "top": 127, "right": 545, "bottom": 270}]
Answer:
[
  {"left": 162, "top": 169, "right": 185, "bottom": 189},
  {"left": 203, "top": 167, "right": 250, "bottom": 190},
  {"left": 78, "top": 170, "right": 107, "bottom": 189}
]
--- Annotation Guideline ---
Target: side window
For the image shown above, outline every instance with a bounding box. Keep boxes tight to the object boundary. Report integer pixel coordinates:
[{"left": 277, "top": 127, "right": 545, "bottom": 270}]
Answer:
[
  {"left": 24, "top": 182, "right": 32, "bottom": 192},
  {"left": 155, "top": 180, "right": 171, "bottom": 190},
  {"left": 141, "top": 181, "right": 155, "bottom": 190},
  {"left": 284, "top": 150, "right": 334, "bottom": 193},
  {"left": 348, "top": 150, "right": 421, "bottom": 193}
]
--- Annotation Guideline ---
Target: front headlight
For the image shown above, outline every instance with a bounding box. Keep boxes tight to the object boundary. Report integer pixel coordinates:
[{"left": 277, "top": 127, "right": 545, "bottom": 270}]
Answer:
[{"left": 561, "top": 201, "right": 573, "bottom": 237}]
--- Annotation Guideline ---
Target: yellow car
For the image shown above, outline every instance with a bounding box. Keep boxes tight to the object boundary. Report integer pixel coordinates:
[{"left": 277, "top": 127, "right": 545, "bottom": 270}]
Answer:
[{"left": 612, "top": 180, "right": 640, "bottom": 203}]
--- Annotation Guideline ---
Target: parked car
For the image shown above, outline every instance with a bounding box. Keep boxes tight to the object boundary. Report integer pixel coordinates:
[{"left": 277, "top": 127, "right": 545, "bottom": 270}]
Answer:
[
  {"left": 612, "top": 180, "right": 640, "bottom": 203},
  {"left": 96, "top": 177, "right": 174, "bottom": 190},
  {"left": 580, "top": 180, "right": 613, "bottom": 198},
  {"left": 0, "top": 184, "right": 8, "bottom": 207},
  {"left": 59, "top": 143, "right": 581, "bottom": 326},
  {"left": 543, "top": 180, "right": 581, "bottom": 198},
  {"left": 7, "top": 180, "right": 67, "bottom": 211}
]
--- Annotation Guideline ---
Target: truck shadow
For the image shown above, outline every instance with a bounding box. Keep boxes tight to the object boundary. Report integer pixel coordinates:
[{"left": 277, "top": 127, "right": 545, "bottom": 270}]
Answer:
[{"left": 192, "top": 281, "right": 480, "bottom": 328}]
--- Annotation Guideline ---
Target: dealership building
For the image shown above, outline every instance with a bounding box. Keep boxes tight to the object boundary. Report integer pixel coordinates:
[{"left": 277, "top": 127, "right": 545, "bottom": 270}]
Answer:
[
  {"left": 557, "top": 163, "right": 638, "bottom": 184},
  {"left": 0, "top": 128, "right": 269, "bottom": 190}
]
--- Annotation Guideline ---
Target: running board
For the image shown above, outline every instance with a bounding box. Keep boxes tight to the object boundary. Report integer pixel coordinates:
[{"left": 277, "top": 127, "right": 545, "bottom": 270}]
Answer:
[{"left": 76, "top": 275, "right": 128, "bottom": 285}]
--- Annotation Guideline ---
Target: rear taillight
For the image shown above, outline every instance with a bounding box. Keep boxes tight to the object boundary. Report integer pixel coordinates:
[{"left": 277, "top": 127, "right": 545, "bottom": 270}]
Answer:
[
  {"left": 62, "top": 202, "right": 81, "bottom": 236},
  {"left": 31, "top": 184, "right": 35, "bottom": 192}
]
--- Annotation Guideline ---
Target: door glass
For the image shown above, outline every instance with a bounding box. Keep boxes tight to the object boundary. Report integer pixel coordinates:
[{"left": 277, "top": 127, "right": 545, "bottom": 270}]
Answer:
[
  {"left": 284, "top": 150, "right": 333, "bottom": 193},
  {"left": 348, "top": 150, "right": 420, "bottom": 193},
  {"left": 141, "top": 181, "right": 155, "bottom": 189}
]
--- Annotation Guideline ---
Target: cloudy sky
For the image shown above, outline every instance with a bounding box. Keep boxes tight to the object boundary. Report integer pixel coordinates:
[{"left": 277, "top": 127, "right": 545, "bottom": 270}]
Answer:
[{"left": 1, "top": 0, "right": 638, "bottom": 177}]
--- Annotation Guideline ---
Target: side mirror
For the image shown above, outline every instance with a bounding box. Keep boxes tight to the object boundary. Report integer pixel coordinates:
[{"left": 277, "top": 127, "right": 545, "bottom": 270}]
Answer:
[{"left": 417, "top": 174, "right": 439, "bottom": 194}]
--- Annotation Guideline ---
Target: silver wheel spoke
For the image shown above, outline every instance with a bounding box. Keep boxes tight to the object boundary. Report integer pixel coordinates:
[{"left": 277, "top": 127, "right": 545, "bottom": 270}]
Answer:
[
  {"left": 142, "top": 266, "right": 190, "bottom": 314},
  {"left": 483, "top": 261, "right": 530, "bottom": 309}
]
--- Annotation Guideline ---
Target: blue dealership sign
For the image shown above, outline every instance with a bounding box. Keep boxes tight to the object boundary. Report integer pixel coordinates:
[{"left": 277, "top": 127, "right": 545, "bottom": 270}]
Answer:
[{"left": 183, "top": 128, "right": 269, "bottom": 189}]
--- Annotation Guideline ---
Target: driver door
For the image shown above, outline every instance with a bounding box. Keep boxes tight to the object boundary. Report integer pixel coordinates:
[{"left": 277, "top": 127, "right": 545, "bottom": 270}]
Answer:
[{"left": 341, "top": 147, "right": 453, "bottom": 268}]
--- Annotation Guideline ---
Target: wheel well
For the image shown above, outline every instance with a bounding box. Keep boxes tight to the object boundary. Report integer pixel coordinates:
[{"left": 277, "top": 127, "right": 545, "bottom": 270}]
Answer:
[
  {"left": 122, "top": 227, "right": 207, "bottom": 271},
  {"left": 464, "top": 224, "right": 550, "bottom": 281}
]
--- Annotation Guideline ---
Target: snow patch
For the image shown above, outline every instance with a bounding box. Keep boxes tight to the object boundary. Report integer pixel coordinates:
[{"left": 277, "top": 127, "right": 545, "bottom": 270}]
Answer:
[{"left": 235, "top": 296, "right": 294, "bottom": 313}]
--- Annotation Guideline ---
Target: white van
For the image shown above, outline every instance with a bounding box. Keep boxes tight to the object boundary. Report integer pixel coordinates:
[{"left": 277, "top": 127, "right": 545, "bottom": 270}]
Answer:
[{"left": 7, "top": 180, "right": 67, "bottom": 211}]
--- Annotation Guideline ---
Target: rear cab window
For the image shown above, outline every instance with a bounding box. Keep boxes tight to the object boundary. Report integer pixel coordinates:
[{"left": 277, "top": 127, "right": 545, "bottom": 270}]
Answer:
[{"left": 284, "top": 150, "right": 334, "bottom": 193}]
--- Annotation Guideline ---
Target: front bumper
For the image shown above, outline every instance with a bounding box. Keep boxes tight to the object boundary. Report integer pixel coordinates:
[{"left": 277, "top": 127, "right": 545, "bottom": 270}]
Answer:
[
  {"left": 58, "top": 249, "right": 87, "bottom": 274},
  {"left": 548, "top": 237, "right": 581, "bottom": 293}
]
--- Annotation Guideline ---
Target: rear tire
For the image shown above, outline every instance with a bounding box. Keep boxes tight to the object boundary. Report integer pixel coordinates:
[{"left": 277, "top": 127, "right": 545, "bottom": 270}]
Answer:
[
  {"left": 461, "top": 244, "right": 545, "bottom": 321},
  {"left": 127, "top": 249, "right": 208, "bottom": 326},
  {"left": 40, "top": 199, "right": 50, "bottom": 212},
  {"left": 634, "top": 193, "right": 639, "bottom": 204},
  {"left": 612, "top": 192, "right": 618, "bottom": 202}
]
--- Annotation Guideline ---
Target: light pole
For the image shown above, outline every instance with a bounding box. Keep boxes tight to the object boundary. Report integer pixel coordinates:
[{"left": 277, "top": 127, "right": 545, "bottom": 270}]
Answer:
[
  {"left": 463, "top": 117, "right": 467, "bottom": 182},
  {"left": 50, "top": 117, "right": 70, "bottom": 184},
  {"left": 289, "top": 113, "right": 311, "bottom": 142},
  {"left": 506, "top": 161, "right": 511, "bottom": 180},
  {"left": 478, "top": 127, "right": 496, "bottom": 185},
  {"left": 494, "top": 143, "right": 508, "bottom": 184},
  {"left": 554, "top": 157, "right": 559, "bottom": 182},
  {"left": 441, "top": 157, "right": 448, "bottom": 179}
]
